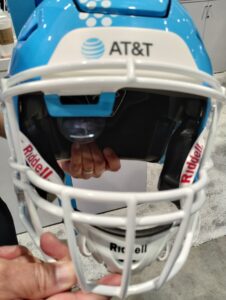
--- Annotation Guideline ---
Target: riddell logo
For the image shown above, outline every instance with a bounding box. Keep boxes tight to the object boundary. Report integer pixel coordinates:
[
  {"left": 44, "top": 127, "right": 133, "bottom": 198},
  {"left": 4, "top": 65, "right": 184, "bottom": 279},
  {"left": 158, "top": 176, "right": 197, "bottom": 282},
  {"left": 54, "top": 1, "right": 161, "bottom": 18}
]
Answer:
[
  {"left": 23, "top": 144, "right": 53, "bottom": 179},
  {"left": 180, "top": 143, "right": 203, "bottom": 184},
  {"left": 110, "top": 243, "right": 147, "bottom": 254}
]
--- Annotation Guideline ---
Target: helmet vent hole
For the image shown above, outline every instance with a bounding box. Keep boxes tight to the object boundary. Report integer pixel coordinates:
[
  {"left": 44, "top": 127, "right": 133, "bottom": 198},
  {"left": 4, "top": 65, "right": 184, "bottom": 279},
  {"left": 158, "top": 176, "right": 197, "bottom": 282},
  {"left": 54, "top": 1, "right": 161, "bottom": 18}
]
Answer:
[
  {"left": 60, "top": 95, "right": 99, "bottom": 105},
  {"left": 117, "top": 259, "right": 139, "bottom": 265}
]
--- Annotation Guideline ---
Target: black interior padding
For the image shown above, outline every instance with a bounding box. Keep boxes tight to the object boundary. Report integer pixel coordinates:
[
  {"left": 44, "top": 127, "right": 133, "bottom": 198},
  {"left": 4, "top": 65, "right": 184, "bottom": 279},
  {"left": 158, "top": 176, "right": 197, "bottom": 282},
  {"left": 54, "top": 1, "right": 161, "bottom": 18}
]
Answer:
[
  {"left": 158, "top": 98, "right": 205, "bottom": 191},
  {"left": 19, "top": 93, "right": 69, "bottom": 180}
]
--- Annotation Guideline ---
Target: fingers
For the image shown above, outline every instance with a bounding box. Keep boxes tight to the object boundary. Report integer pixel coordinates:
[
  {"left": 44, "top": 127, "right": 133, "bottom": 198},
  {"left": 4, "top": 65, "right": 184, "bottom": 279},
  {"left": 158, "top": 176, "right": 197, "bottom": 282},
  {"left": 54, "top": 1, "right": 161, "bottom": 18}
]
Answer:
[
  {"left": 98, "top": 274, "right": 121, "bottom": 286},
  {"left": 0, "top": 234, "right": 121, "bottom": 300},
  {"left": 40, "top": 234, "right": 121, "bottom": 300},
  {"left": 60, "top": 142, "right": 121, "bottom": 179},
  {"left": 61, "top": 143, "right": 120, "bottom": 179},
  {"left": 81, "top": 143, "right": 95, "bottom": 179},
  {"left": 0, "top": 245, "right": 39, "bottom": 264},
  {"left": 47, "top": 274, "right": 121, "bottom": 300},
  {"left": 40, "top": 232, "right": 70, "bottom": 261},
  {"left": 0, "top": 245, "right": 30, "bottom": 259},
  {"left": 63, "top": 143, "right": 83, "bottom": 178},
  {"left": 103, "top": 148, "right": 121, "bottom": 172},
  {"left": 89, "top": 143, "right": 106, "bottom": 178},
  {"left": 47, "top": 292, "right": 111, "bottom": 300},
  {"left": 0, "top": 259, "right": 77, "bottom": 299}
]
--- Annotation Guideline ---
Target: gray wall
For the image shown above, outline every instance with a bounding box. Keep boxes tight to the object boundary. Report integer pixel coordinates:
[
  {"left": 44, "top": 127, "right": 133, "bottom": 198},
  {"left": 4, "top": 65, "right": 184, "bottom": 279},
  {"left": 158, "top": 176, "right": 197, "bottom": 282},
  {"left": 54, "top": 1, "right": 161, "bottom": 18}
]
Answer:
[{"left": 196, "top": 103, "right": 226, "bottom": 244}]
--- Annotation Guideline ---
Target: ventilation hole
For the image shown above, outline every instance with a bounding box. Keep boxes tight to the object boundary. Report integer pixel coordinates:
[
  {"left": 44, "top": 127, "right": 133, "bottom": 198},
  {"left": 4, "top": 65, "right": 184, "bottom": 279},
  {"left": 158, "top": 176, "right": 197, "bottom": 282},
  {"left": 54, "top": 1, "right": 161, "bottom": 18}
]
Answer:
[
  {"left": 117, "top": 259, "right": 138, "bottom": 264},
  {"left": 60, "top": 95, "right": 99, "bottom": 105}
]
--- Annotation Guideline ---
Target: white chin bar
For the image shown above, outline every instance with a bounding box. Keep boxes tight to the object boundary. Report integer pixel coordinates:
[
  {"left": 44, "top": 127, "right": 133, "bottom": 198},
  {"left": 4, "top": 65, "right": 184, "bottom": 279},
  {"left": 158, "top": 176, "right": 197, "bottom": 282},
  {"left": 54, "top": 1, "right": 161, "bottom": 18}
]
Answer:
[
  {"left": 1, "top": 58, "right": 226, "bottom": 299},
  {"left": 75, "top": 216, "right": 179, "bottom": 274}
]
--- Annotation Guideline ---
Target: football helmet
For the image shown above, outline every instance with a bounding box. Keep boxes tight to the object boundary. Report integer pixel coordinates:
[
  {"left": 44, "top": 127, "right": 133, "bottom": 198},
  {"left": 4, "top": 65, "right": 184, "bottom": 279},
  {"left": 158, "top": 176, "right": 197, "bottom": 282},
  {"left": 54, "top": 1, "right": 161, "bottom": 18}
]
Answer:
[{"left": 1, "top": 0, "right": 225, "bottom": 298}]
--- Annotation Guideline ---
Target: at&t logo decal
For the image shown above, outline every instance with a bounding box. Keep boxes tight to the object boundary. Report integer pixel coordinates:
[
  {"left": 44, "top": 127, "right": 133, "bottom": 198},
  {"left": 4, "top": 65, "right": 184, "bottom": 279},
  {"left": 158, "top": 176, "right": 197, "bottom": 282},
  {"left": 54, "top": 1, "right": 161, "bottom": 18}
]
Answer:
[{"left": 82, "top": 38, "right": 105, "bottom": 59}]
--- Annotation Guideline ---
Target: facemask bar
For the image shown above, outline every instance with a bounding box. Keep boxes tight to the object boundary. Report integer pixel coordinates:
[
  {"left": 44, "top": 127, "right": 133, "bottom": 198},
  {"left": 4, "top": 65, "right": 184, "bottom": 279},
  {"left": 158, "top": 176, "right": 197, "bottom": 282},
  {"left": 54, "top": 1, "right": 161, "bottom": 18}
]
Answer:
[
  {"left": 1, "top": 85, "right": 48, "bottom": 249},
  {"left": 1, "top": 58, "right": 226, "bottom": 298},
  {"left": 10, "top": 164, "right": 207, "bottom": 298},
  {"left": 199, "top": 101, "right": 222, "bottom": 171},
  {"left": 3, "top": 59, "right": 226, "bottom": 99}
]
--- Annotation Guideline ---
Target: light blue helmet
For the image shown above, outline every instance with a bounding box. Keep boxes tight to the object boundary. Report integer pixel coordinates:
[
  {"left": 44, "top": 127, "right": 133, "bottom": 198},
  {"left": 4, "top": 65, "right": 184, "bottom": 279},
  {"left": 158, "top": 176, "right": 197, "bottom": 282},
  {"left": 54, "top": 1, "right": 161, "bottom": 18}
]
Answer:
[{"left": 2, "top": 0, "right": 225, "bottom": 298}]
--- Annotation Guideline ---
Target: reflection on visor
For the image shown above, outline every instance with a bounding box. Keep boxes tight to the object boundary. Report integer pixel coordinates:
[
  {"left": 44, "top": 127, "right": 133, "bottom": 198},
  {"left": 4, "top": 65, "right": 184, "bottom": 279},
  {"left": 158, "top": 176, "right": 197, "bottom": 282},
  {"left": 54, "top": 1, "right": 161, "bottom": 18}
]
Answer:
[{"left": 57, "top": 117, "right": 106, "bottom": 143}]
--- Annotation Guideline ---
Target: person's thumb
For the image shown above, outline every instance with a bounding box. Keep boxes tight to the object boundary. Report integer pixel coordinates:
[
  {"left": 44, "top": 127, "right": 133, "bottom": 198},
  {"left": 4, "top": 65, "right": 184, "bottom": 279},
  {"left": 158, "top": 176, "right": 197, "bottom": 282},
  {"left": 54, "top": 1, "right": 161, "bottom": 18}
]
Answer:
[{"left": 1, "top": 259, "right": 76, "bottom": 299}]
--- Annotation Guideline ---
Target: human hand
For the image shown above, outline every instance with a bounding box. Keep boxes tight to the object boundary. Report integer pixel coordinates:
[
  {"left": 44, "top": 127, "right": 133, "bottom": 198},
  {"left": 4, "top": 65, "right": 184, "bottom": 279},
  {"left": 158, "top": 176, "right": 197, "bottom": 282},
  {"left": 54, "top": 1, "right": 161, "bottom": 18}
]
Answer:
[
  {"left": 0, "top": 232, "right": 121, "bottom": 300},
  {"left": 60, "top": 142, "right": 121, "bottom": 179}
]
